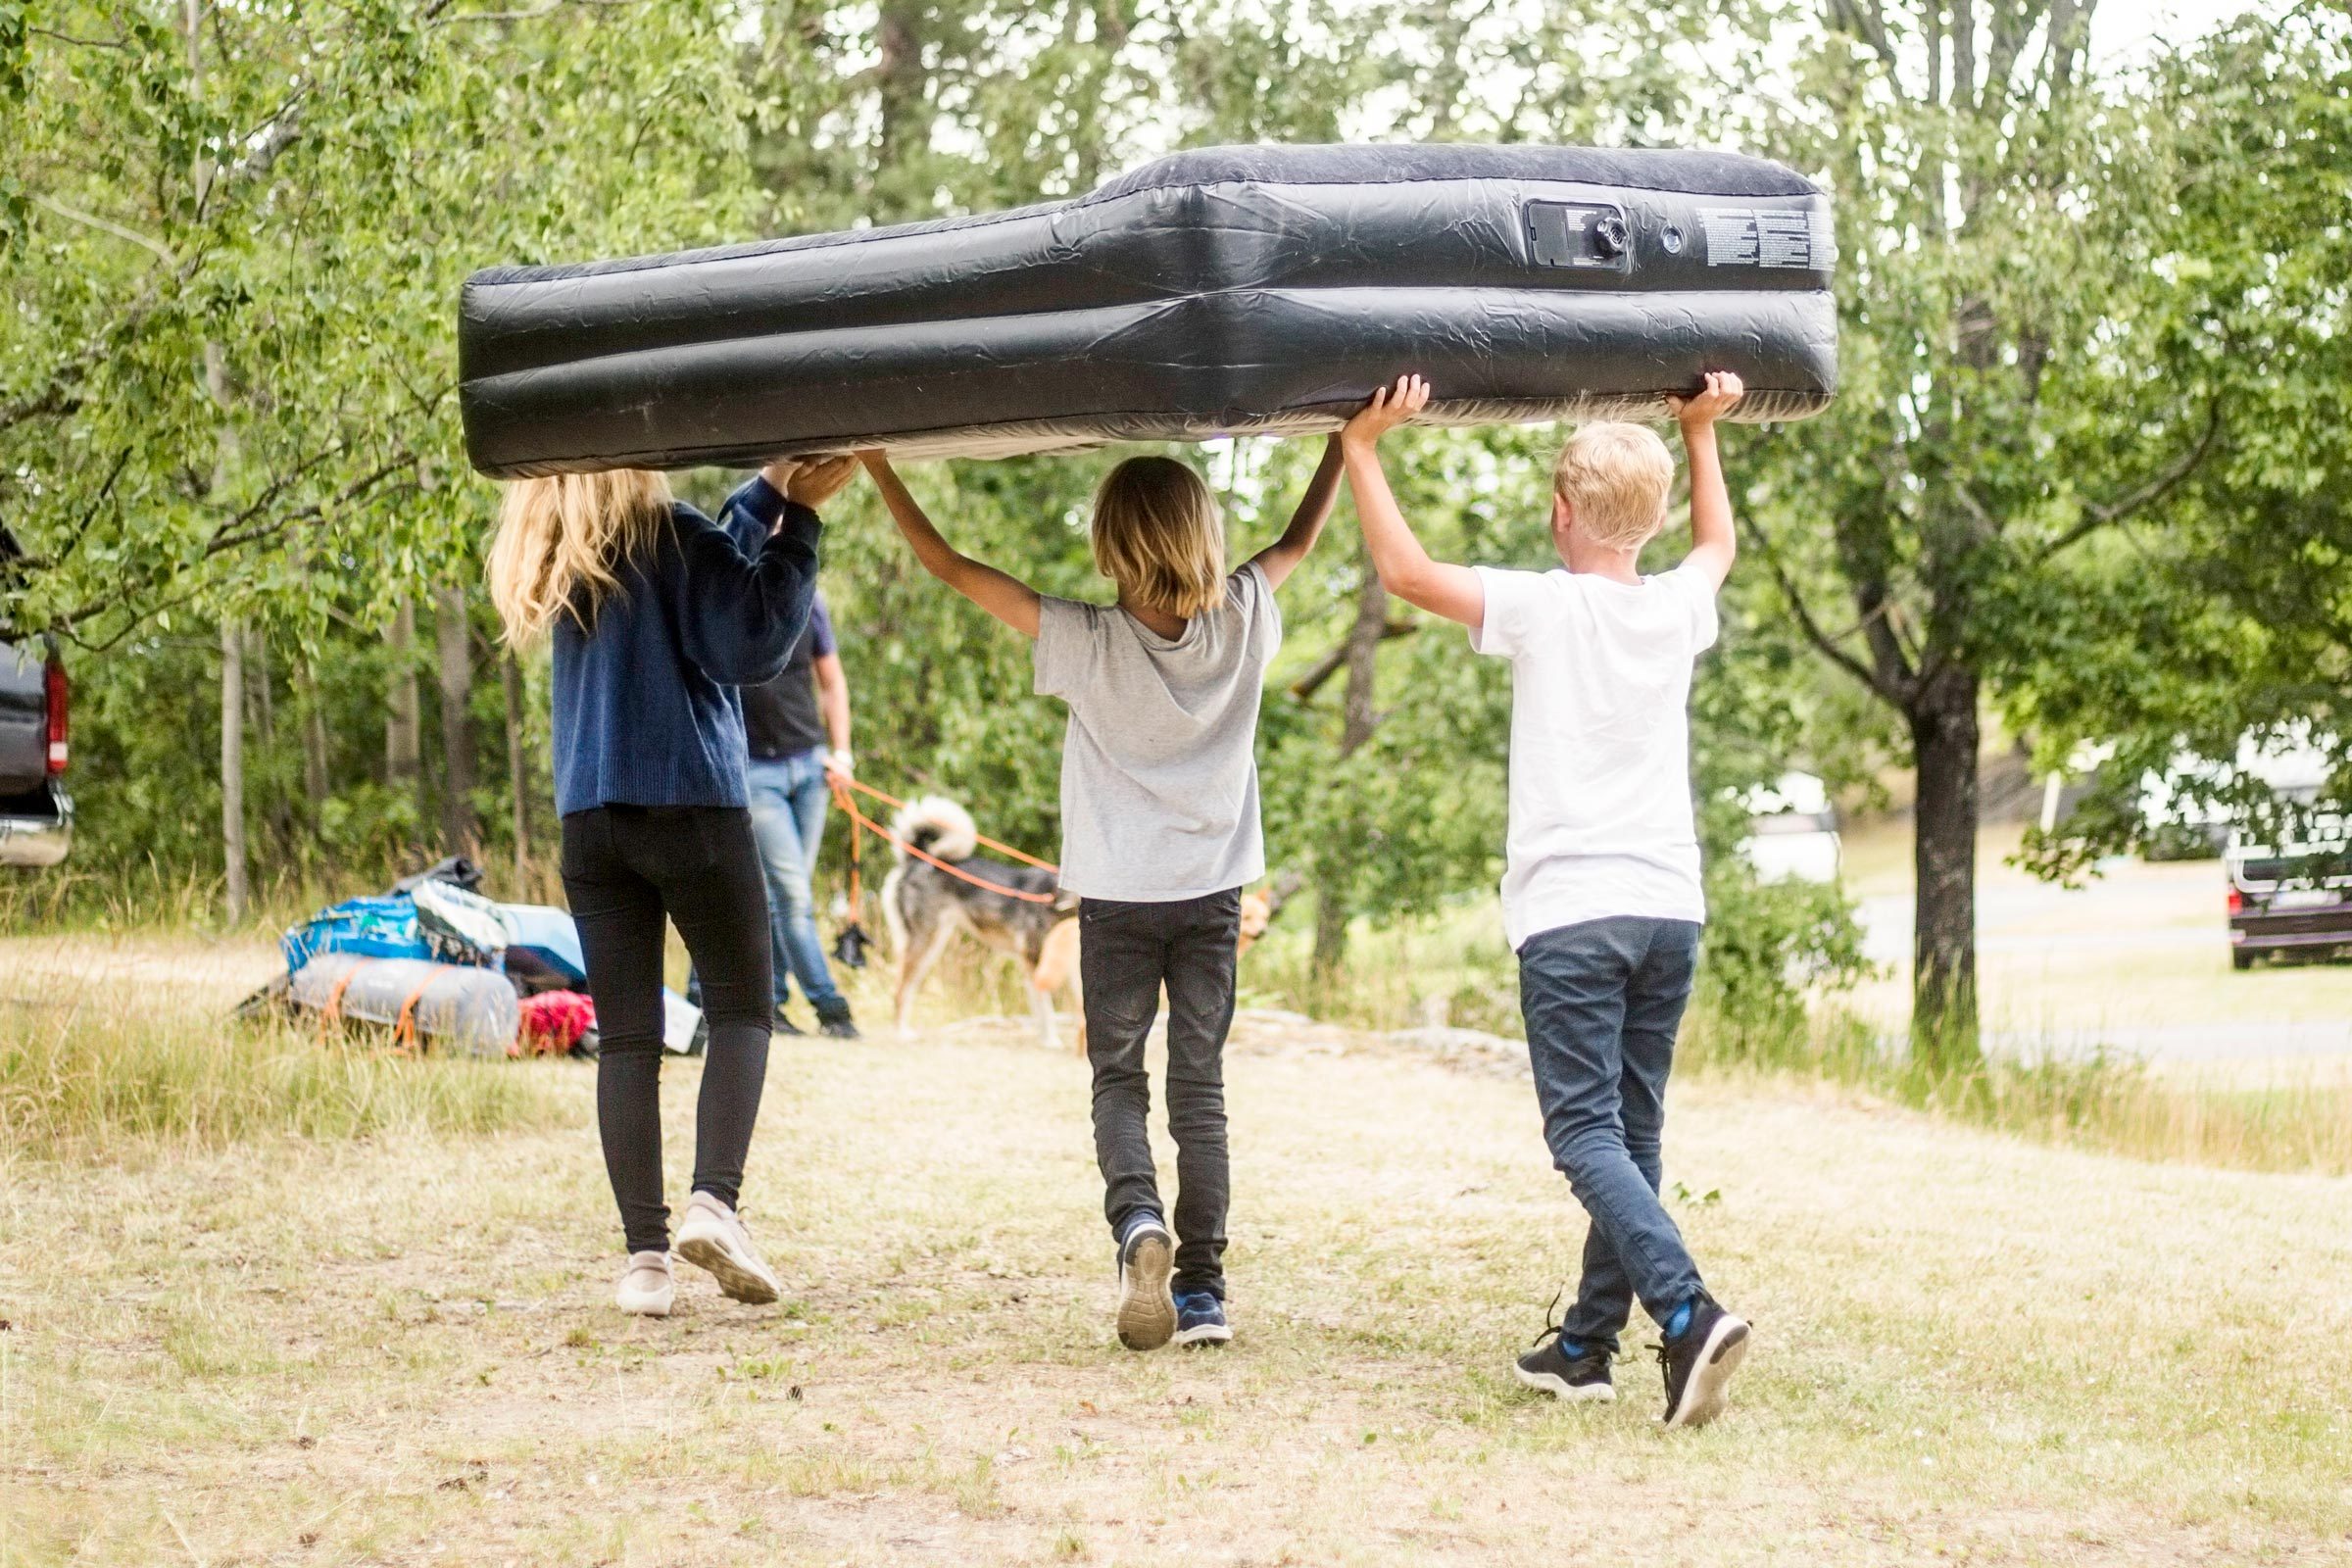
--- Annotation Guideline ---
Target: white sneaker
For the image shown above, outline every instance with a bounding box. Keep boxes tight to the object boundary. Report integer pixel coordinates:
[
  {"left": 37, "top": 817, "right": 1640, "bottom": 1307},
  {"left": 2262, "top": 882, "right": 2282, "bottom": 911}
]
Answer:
[
  {"left": 615, "top": 1250, "right": 674, "bottom": 1316},
  {"left": 673, "top": 1192, "right": 781, "bottom": 1305}
]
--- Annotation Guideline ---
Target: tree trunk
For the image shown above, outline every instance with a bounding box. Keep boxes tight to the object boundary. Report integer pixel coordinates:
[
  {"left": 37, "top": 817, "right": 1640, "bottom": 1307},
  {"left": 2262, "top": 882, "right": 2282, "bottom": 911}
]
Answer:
[
  {"left": 296, "top": 662, "right": 331, "bottom": 810},
  {"left": 386, "top": 598, "right": 424, "bottom": 843},
  {"left": 220, "top": 618, "right": 249, "bottom": 924},
  {"left": 247, "top": 625, "right": 298, "bottom": 846},
  {"left": 872, "top": 1, "right": 924, "bottom": 202},
  {"left": 502, "top": 651, "right": 532, "bottom": 889},
  {"left": 434, "top": 585, "right": 478, "bottom": 858},
  {"left": 1908, "top": 664, "right": 1982, "bottom": 1069},
  {"left": 1311, "top": 539, "right": 1391, "bottom": 978}
]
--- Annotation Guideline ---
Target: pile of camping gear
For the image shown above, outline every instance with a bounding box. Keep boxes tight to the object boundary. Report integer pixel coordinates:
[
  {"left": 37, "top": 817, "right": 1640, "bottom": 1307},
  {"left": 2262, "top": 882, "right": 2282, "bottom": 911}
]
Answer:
[{"left": 243, "top": 858, "right": 702, "bottom": 1059}]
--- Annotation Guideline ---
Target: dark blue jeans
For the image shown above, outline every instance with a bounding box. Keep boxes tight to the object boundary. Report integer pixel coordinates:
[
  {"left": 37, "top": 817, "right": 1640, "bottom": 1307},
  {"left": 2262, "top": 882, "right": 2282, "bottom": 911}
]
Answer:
[
  {"left": 1519, "top": 915, "right": 1708, "bottom": 1352},
  {"left": 744, "top": 748, "right": 846, "bottom": 1015}
]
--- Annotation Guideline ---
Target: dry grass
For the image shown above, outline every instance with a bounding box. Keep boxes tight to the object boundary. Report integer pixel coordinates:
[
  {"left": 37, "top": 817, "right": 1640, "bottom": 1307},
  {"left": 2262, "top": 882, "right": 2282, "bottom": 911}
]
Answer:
[
  {"left": 0, "top": 934, "right": 553, "bottom": 1159},
  {"left": 4, "top": 946, "right": 2349, "bottom": 1565}
]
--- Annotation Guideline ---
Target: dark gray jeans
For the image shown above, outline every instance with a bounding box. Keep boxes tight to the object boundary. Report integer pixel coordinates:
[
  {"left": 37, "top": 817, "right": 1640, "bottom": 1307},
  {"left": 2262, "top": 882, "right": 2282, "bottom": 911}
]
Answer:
[
  {"left": 1079, "top": 890, "right": 1241, "bottom": 1298},
  {"left": 1520, "top": 915, "right": 1708, "bottom": 1352}
]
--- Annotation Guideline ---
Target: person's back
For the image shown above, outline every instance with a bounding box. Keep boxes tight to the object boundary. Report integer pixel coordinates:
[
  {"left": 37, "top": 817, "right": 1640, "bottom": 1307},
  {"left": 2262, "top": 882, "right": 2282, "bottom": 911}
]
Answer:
[
  {"left": 1471, "top": 544, "right": 1717, "bottom": 952},
  {"left": 1039, "top": 558, "right": 1277, "bottom": 902},
  {"left": 1340, "top": 371, "right": 1754, "bottom": 1429},
  {"left": 546, "top": 479, "right": 817, "bottom": 817}
]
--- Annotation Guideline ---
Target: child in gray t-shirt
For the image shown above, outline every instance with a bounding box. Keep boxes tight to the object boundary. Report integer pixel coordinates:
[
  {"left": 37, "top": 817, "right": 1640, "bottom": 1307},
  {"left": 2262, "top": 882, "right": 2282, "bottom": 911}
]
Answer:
[{"left": 859, "top": 439, "right": 1342, "bottom": 1351}]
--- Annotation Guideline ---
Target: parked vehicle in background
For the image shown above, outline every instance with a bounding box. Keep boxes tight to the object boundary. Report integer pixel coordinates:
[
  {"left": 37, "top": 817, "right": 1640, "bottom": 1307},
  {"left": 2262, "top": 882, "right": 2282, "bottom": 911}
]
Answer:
[
  {"left": 0, "top": 526, "right": 72, "bottom": 867},
  {"left": 1740, "top": 770, "right": 1841, "bottom": 885},
  {"left": 2227, "top": 820, "right": 2352, "bottom": 970}
]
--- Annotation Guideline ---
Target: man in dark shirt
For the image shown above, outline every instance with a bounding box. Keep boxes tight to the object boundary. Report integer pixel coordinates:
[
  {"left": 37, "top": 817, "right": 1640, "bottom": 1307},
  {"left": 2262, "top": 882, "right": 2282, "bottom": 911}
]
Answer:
[{"left": 737, "top": 589, "right": 860, "bottom": 1037}]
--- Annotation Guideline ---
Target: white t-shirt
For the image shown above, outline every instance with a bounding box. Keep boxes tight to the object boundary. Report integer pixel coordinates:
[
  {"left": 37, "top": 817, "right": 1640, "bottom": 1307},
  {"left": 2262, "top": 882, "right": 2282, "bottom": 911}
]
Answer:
[
  {"left": 1034, "top": 564, "right": 1278, "bottom": 901},
  {"left": 1469, "top": 562, "right": 1719, "bottom": 951}
]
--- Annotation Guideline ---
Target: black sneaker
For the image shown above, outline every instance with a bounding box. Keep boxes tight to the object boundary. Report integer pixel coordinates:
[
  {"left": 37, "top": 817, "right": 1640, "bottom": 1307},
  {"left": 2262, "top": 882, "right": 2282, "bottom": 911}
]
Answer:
[
  {"left": 1171, "top": 1289, "right": 1232, "bottom": 1348},
  {"left": 1656, "top": 1298, "right": 1749, "bottom": 1429},
  {"left": 814, "top": 1003, "right": 860, "bottom": 1041},
  {"left": 771, "top": 1005, "right": 805, "bottom": 1037},
  {"left": 1112, "top": 1216, "right": 1176, "bottom": 1350},
  {"left": 1512, "top": 1326, "right": 1615, "bottom": 1402}
]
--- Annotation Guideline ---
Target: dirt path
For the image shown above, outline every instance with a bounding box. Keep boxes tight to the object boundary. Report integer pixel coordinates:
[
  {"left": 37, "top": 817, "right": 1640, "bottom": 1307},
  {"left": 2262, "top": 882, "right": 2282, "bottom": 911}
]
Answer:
[{"left": 6, "top": 1006, "right": 2350, "bottom": 1565}]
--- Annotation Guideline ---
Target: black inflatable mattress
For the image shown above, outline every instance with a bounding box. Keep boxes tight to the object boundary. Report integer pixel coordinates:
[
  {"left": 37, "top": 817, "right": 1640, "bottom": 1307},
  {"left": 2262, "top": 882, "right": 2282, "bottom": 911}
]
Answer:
[{"left": 460, "top": 143, "right": 1837, "bottom": 477}]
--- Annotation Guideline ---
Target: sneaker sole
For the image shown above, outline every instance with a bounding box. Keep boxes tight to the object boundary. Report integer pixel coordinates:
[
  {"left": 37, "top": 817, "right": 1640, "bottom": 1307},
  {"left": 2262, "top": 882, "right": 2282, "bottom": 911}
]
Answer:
[
  {"left": 615, "top": 1285, "right": 674, "bottom": 1317},
  {"left": 1511, "top": 1362, "right": 1615, "bottom": 1401},
  {"left": 1114, "top": 1232, "right": 1176, "bottom": 1350},
  {"left": 675, "top": 1229, "right": 781, "bottom": 1306},
  {"left": 1171, "top": 1322, "right": 1234, "bottom": 1348},
  {"left": 1664, "top": 1316, "right": 1750, "bottom": 1429}
]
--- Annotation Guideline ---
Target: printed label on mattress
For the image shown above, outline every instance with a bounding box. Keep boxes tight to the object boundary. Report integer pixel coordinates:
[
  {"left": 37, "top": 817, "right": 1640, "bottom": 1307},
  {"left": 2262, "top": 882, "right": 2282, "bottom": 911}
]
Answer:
[{"left": 1699, "top": 208, "right": 1835, "bottom": 270}]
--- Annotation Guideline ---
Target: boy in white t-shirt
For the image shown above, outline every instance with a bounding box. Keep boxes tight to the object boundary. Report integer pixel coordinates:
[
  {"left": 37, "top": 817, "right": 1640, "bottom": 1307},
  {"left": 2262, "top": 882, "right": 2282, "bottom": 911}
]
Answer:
[{"left": 1339, "top": 370, "right": 1751, "bottom": 1429}]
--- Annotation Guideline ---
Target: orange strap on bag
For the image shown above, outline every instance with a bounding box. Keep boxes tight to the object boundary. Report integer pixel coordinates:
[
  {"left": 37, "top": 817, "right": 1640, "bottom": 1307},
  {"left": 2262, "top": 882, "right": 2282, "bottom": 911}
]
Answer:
[{"left": 318, "top": 958, "right": 370, "bottom": 1045}]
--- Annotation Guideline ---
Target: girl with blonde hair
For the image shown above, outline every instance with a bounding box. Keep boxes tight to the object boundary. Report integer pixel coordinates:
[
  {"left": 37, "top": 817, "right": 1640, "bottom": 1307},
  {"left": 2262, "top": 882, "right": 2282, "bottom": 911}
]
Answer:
[
  {"left": 490, "top": 454, "right": 857, "bottom": 1317},
  {"left": 858, "top": 437, "right": 1342, "bottom": 1352}
]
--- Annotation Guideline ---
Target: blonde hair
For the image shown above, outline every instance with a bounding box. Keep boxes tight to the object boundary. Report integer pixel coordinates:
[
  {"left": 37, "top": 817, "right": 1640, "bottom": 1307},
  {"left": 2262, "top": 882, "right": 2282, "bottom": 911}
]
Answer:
[
  {"left": 1090, "top": 456, "right": 1226, "bottom": 619},
  {"left": 1553, "top": 422, "right": 1676, "bottom": 551},
  {"left": 487, "top": 469, "right": 673, "bottom": 647}
]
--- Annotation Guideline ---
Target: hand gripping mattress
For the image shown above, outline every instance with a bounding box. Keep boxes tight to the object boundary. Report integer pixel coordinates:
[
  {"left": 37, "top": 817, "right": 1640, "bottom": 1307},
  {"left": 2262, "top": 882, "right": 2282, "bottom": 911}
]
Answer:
[{"left": 459, "top": 143, "right": 1838, "bottom": 477}]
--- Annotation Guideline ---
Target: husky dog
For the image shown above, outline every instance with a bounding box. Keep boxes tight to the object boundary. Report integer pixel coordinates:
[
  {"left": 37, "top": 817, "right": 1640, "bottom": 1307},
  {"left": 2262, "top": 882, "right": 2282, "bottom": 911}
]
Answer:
[
  {"left": 883, "top": 797, "right": 1082, "bottom": 1049},
  {"left": 882, "top": 797, "right": 1295, "bottom": 1053}
]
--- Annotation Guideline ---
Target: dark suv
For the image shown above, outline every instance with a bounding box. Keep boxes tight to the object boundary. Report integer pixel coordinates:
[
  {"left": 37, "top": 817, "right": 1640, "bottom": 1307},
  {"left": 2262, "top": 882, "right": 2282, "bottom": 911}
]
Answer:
[
  {"left": 2227, "top": 822, "right": 2352, "bottom": 970},
  {"left": 0, "top": 527, "right": 71, "bottom": 866}
]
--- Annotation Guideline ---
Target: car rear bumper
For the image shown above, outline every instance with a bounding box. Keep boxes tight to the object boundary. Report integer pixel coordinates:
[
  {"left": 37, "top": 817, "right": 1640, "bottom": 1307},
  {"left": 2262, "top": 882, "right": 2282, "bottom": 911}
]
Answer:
[
  {"left": 0, "top": 789, "right": 72, "bottom": 866},
  {"left": 2230, "top": 910, "right": 2352, "bottom": 956}
]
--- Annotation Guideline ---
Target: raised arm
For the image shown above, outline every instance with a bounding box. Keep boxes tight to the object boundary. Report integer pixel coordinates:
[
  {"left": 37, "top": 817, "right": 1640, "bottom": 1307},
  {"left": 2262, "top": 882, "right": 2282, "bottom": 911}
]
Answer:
[
  {"left": 858, "top": 451, "right": 1042, "bottom": 639},
  {"left": 1665, "top": 370, "right": 1743, "bottom": 591},
  {"left": 673, "top": 475, "right": 824, "bottom": 685},
  {"left": 1248, "top": 433, "right": 1345, "bottom": 590},
  {"left": 1338, "top": 375, "right": 1486, "bottom": 629}
]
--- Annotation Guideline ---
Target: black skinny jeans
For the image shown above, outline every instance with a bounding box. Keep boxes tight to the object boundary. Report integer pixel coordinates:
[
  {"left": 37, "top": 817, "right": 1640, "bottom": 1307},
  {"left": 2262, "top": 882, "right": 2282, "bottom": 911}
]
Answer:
[
  {"left": 561, "top": 805, "right": 773, "bottom": 1256},
  {"left": 1079, "top": 890, "right": 1241, "bottom": 1298}
]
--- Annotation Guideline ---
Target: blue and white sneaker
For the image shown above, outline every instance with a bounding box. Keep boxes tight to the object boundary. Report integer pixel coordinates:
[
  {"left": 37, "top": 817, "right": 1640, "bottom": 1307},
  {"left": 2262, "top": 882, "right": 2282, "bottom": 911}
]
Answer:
[
  {"left": 1171, "top": 1289, "right": 1232, "bottom": 1348},
  {"left": 1113, "top": 1214, "right": 1176, "bottom": 1350}
]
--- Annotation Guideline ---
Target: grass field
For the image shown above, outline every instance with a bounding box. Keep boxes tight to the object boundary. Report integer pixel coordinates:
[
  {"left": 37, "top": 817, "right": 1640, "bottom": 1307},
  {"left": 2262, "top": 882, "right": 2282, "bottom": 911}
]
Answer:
[{"left": 5, "top": 936, "right": 2350, "bottom": 1565}]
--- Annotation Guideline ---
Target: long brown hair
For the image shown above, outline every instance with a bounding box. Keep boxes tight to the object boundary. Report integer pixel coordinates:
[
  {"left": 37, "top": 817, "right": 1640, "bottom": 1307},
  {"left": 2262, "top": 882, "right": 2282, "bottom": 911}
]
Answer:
[
  {"left": 1090, "top": 456, "right": 1226, "bottom": 619},
  {"left": 487, "top": 469, "right": 673, "bottom": 647}
]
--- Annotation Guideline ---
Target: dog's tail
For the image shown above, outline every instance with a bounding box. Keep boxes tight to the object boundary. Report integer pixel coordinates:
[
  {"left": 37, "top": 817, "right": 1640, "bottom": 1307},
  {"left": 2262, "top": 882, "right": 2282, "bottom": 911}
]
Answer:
[{"left": 890, "top": 795, "right": 979, "bottom": 864}]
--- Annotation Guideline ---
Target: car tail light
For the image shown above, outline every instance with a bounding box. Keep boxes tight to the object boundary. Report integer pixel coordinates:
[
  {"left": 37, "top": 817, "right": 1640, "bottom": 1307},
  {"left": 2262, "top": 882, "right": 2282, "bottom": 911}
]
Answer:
[
  {"left": 43, "top": 656, "right": 67, "bottom": 775},
  {"left": 2226, "top": 885, "right": 2243, "bottom": 916}
]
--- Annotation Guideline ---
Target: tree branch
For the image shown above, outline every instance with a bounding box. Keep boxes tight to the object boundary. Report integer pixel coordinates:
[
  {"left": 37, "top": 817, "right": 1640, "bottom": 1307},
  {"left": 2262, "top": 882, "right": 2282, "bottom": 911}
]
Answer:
[
  {"left": 28, "top": 194, "right": 176, "bottom": 267},
  {"left": 429, "top": 0, "right": 644, "bottom": 23},
  {"left": 1826, "top": 0, "right": 1901, "bottom": 74},
  {"left": 2036, "top": 397, "right": 2224, "bottom": 562},
  {"left": 1289, "top": 618, "right": 1417, "bottom": 701},
  {"left": 1747, "top": 513, "right": 1911, "bottom": 707},
  {"left": 47, "top": 455, "right": 414, "bottom": 636}
]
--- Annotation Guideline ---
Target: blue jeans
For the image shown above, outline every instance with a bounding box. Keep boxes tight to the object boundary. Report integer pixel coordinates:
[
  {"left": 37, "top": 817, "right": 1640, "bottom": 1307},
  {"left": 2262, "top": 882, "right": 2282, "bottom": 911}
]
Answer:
[
  {"left": 745, "top": 748, "right": 845, "bottom": 1015},
  {"left": 1519, "top": 915, "right": 1708, "bottom": 1351}
]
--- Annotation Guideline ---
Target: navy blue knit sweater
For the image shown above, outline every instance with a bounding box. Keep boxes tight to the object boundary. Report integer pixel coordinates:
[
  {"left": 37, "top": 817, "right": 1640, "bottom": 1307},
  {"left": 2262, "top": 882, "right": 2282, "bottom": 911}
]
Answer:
[{"left": 550, "top": 475, "right": 820, "bottom": 816}]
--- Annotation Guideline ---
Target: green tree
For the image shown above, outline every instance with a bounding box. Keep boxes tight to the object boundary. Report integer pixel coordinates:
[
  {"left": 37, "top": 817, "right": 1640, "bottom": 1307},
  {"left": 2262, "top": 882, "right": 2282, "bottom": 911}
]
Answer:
[
  {"left": 2, "top": 0, "right": 762, "bottom": 903},
  {"left": 1738, "top": 0, "right": 2237, "bottom": 1064},
  {"left": 2004, "top": 12, "right": 2352, "bottom": 874}
]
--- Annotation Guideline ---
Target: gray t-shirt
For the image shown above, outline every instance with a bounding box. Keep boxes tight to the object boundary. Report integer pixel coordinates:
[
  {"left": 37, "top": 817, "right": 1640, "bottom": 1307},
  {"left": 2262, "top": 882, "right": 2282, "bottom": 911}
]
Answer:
[{"left": 1034, "top": 563, "right": 1278, "bottom": 901}]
